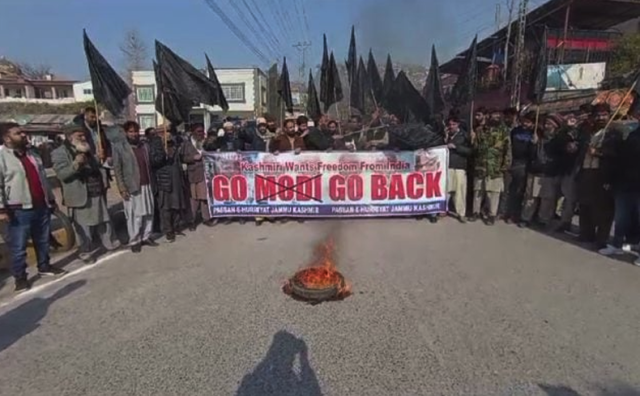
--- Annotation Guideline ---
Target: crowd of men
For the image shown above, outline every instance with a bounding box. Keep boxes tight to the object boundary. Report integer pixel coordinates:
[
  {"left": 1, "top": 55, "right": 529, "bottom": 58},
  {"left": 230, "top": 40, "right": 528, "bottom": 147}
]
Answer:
[{"left": 1, "top": 102, "right": 639, "bottom": 292}]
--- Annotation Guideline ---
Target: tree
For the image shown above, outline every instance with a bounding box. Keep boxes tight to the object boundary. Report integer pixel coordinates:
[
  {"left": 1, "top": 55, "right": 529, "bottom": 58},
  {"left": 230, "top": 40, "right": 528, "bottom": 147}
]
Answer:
[
  {"left": 609, "top": 33, "right": 640, "bottom": 77},
  {"left": 17, "top": 62, "right": 52, "bottom": 79},
  {"left": 119, "top": 28, "right": 149, "bottom": 73},
  {"left": 119, "top": 28, "right": 149, "bottom": 118}
]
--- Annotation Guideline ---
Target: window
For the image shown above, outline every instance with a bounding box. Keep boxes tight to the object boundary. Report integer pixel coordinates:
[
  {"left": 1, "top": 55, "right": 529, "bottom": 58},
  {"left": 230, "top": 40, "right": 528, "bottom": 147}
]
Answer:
[
  {"left": 59, "top": 90, "right": 69, "bottom": 98},
  {"left": 261, "top": 89, "right": 267, "bottom": 106},
  {"left": 138, "top": 114, "right": 156, "bottom": 130},
  {"left": 83, "top": 89, "right": 93, "bottom": 95},
  {"left": 221, "top": 83, "right": 245, "bottom": 103},
  {"left": 135, "top": 85, "right": 155, "bottom": 103}
]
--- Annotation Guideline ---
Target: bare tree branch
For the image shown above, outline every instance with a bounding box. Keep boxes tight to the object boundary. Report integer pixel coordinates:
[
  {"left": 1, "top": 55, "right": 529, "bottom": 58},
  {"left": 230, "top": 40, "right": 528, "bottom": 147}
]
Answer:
[
  {"left": 17, "top": 62, "right": 52, "bottom": 79},
  {"left": 119, "top": 28, "right": 149, "bottom": 75}
]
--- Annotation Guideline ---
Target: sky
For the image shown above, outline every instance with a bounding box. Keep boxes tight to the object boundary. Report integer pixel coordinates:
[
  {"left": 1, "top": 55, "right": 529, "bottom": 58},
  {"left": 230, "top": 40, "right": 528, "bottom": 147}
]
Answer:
[{"left": 0, "top": 0, "right": 544, "bottom": 81}]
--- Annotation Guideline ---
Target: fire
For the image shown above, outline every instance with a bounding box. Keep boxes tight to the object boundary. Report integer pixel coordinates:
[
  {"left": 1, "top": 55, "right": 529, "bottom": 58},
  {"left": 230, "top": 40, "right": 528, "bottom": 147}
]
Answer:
[{"left": 284, "top": 236, "right": 351, "bottom": 301}]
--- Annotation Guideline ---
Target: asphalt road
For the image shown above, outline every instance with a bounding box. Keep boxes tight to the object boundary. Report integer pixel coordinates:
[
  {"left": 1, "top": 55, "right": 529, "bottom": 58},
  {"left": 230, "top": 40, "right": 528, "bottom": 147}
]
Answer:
[{"left": 1, "top": 219, "right": 640, "bottom": 396}]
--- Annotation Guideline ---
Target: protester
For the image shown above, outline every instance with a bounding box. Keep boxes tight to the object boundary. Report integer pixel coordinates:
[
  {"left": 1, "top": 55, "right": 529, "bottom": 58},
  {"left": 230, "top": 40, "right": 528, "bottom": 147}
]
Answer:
[
  {"left": 52, "top": 124, "right": 120, "bottom": 263},
  {"left": 470, "top": 109, "right": 509, "bottom": 225},
  {"left": 520, "top": 114, "right": 564, "bottom": 228},
  {"left": 0, "top": 123, "right": 65, "bottom": 292},
  {"left": 270, "top": 119, "right": 306, "bottom": 153},
  {"left": 597, "top": 122, "right": 640, "bottom": 262},
  {"left": 148, "top": 125, "right": 189, "bottom": 242},
  {"left": 549, "top": 113, "right": 580, "bottom": 232},
  {"left": 575, "top": 104, "right": 614, "bottom": 250},
  {"left": 297, "top": 116, "right": 311, "bottom": 138},
  {"left": 238, "top": 117, "right": 276, "bottom": 152},
  {"left": 498, "top": 107, "right": 519, "bottom": 218},
  {"left": 112, "top": 121, "right": 157, "bottom": 253},
  {"left": 181, "top": 123, "right": 214, "bottom": 229},
  {"left": 73, "top": 107, "right": 110, "bottom": 161},
  {"left": 444, "top": 116, "right": 472, "bottom": 223},
  {"left": 505, "top": 112, "right": 536, "bottom": 224}
]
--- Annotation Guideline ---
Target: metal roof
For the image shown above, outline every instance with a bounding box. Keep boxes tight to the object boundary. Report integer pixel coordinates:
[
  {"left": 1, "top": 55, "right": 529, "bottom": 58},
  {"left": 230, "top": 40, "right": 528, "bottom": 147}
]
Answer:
[{"left": 441, "top": 0, "right": 640, "bottom": 73}]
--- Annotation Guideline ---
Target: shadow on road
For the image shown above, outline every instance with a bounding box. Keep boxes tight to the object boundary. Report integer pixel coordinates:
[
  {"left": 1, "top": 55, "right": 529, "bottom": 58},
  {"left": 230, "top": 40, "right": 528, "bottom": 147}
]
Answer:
[
  {"left": 236, "top": 330, "right": 323, "bottom": 396},
  {"left": 540, "top": 382, "right": 640, "bottom": 396},
  {"left": 0, "top": 280, "right": 86, "bottom": 353}
]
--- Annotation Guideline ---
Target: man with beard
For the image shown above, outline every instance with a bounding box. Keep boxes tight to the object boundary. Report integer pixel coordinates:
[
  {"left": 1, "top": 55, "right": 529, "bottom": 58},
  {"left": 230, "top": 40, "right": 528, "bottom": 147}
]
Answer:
[
  {"left": 444, "top": 116, "right": 472, "bottom": 223},
  {"left": 469, "top": 109, "right": 509, "bottom": 225},
  {"left": 575, "top": 104, "right": 615, "bottom": 250},
  {"left": 52, "top": 124, "right": 120, "bottom": 263},
  {"left": 112, "top": 121, "right": 157, "bottom": 253},
  {"left": 73, "top": 107, "right": 110, "bottom": 162},
  {"left": 0, "top": 123, "right": 65, "bottom": 292},
  {"left": 148, "top": 125, "right": 189, "bottom": 242},
  {"left": 270, "top": 119, "right": 306, "bottom": 153},
  {"left": 520, "top": 114, "right": 565, "bottom": 228},
  {"left": 265, "top": 115, "right": 279, "bottom": 135},
  {"left": 238, "top": 117, "right": 276, "bottom": 152},
  {"left": 498, "top": 107, "right": 520, "bottom": 218},
  {"left": 505, "top": 112, "right": 536, "bottom": 223},
  {"left": 550, "top": 113, "right": 581, "bottom": 232},
  {"left": 181, "top": 123, "right": 214, "bottom": 229}
]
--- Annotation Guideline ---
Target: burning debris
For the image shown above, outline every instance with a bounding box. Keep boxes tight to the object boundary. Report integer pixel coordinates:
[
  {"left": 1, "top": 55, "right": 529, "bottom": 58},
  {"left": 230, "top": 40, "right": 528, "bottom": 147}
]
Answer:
[{"left": 283, "top": 236, "right": 351, "bottom": 303}]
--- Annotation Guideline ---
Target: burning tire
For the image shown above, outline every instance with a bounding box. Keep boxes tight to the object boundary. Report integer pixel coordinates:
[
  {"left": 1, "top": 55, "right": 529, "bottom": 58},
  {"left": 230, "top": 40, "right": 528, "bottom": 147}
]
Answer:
[{"left": 289, "top": 270, "right": 346, "bottom": 301}]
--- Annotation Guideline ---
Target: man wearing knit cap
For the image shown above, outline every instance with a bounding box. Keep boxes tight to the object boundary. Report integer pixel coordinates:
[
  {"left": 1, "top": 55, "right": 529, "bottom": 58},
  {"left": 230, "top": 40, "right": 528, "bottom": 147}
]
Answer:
[
  {"left": 52, "top": 124, "right": 120, "bottom": 262},
  {"left": 520, "top": 113, "right": 564, "bottom": 228}
]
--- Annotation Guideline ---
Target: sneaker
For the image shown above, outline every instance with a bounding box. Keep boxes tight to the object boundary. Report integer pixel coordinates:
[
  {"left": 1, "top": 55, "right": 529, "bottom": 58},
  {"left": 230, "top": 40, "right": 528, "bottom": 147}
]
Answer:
[
  {"left": 166, "top": 233, "right": 176, "bottom": 243},
  {"left": 142, "top": 239, "right": 159, "bottom": 247},
  {"left": 598, "top": 245, "right": 625, "bottom": 257},
  {"left": 457, "top": 215, "right": 467, "bottom": 224},
  {"left": 467, "top": 214, "right": 479, "bottom": 222},
  {"left": 204, "top": 219, "right": 216, "bottom": 227},
  {"left": 554, "top": 222, "right": 571, "bottom": 233},
  {"left": 485, "top": 217, "right": 496, "bottom": 226},
  {"left": 188, "top": 224, "right": 197, "bottom": 232},
  {"left": 131, "top": 244, "right": 142, "bottom": 253},
  {"left": 14, "top": 277, "right": 31, "bottom": 293},
  {"left": 428, "top": 216, "right": 439, "bottom": 224},
  {"left": 38, "top": 265, "right": 67, "bottom": 277},
  {"left": 517, "top": 221, "right": 529, "bottom": 228}
]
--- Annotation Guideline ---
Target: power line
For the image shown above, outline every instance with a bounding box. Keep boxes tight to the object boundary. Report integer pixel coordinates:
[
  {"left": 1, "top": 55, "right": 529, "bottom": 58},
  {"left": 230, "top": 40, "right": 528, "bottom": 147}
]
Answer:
[
  {"left": 226, "top": 0, "right": 279, "bottom": 60},
  {"left": 300, "top": 0, "right": 311, "bottom": 43},
  {"left": 241, "top": 0, "right": 283, "bottom": 55},
  {"left": 202, "top": 0, "right": 270, "bottom": 64}
]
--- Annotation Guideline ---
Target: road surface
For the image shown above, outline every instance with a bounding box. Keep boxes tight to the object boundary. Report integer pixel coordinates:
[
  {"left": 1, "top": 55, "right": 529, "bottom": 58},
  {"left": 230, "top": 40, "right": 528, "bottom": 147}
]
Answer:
[{"left": 0, "top": 219, "right": 639, "bottom": 395}]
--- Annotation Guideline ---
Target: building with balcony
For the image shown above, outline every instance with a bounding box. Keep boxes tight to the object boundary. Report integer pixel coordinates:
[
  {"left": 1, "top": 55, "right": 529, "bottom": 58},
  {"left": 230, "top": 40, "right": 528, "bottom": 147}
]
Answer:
[
  {"left": 132, "top": 67, "right": 268, "bottom": 131},
  {"left": 0, "top": 72, "right": 77, "bottom": 105},
  {"left": 72, "top": 81, "right": 94, "bottom": 102}
]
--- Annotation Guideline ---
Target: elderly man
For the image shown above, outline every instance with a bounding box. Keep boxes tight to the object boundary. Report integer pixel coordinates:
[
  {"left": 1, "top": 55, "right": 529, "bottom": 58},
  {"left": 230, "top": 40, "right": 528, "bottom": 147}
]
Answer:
[
  {"left": 0, "top": 123, "right": 66, "bottom": 292},
  {"left": 52, "top": 124, "right": 119, "bottom": 263},
  {"left": 73, "top": 106, "right": 110, "bottom": 161},
  {"left": 112, "top": 121, "right": 157, "bottom": 253},
  {"left": 181, "top": 123, "right": 214, "bottom": 229},
  {"left": 148, "top": 125, "right": 189, "bottom": 242},
  {"left": 520, "top": 113, "right": 565, "bottom": 228}
]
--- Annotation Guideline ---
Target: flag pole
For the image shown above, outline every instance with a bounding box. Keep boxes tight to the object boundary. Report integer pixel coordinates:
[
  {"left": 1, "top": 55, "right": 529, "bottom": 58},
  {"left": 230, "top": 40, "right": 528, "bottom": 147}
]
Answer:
[
  {"left": 161, "top": 92, "right": 168, "bottom": 150},
  {"left": 93, "top": 99, "right": 104, "bottom": 162},
  {"left": 469, "top": 100, "right": 475, "bottom": 144}
]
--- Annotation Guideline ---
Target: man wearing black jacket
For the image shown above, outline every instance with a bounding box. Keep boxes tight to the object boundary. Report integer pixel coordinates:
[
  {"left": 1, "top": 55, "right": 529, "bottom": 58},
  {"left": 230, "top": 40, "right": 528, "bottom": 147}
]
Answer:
[
  {"left": 444, "top": 116, "right": 472, "bottom": 222},
  {"left": 598, "top": 124, "right": 640, "bottom": 265},
  {"left": 505, "top": 112, "right": 535, "bottom": 223},
  {"left": 549, "top": 113, "right": 580, "bottom": 232}
]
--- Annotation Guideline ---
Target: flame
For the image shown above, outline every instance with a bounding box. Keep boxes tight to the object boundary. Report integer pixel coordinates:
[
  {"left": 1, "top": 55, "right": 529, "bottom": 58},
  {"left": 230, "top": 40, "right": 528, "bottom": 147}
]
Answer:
[{"left": 285, "top": 236, "right": 351, "bottom": 298}]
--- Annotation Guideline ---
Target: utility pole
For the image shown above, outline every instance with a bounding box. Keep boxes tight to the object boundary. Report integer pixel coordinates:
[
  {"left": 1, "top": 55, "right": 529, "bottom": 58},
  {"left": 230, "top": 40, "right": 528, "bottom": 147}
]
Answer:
[
  {"left": 510, "top": 0, "right": 528, "bottom": 108},
  {"left": 495, "top": 3, "right": 502, "bottom": 30},
  {"left": 503, "top": 0, "right": 516, "bottom": 84},
  {"left": 293, "top": 41, "right": 312, "bottom": 82}
]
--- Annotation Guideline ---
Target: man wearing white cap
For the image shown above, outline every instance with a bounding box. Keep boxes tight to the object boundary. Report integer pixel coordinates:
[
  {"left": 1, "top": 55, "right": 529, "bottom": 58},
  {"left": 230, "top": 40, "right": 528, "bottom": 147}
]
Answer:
[{"left": 238, "top": 117, "right": 276, "bottom": 152}]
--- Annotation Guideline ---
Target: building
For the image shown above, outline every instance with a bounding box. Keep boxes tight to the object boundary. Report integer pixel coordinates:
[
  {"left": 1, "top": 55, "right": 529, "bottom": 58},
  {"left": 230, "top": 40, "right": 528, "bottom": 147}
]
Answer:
[
  {"left": 72, "top": 81, "right": 94, "bottom": 102},
  {"left": 440, "top": 0, "right": 640, "bottom": 110},
  {"left": 132, "top": 67, "right": 268, "bottom": 131},
  {"left": 0, "top": 73, "right": 77, "bottom": 104}
]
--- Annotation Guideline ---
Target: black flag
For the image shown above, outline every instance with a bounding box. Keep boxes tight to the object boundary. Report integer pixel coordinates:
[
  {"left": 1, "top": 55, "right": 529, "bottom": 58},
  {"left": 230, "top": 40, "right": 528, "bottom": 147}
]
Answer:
[
  {"left": 267, "top": 63, "right": 280, "bottom": 121},
  {"left": 346, "top": 26, "right": 357, "bottom": 86},
  {"left": 83, "top": 30, "right": 131, "bottom": 116},
  {"left": 278, "top": 57, "right": 294, "bottom": 114},
  {"left": 329, "top": 52, "right": 344, "bottom": 104},
  {"left": 154, "top": 60, "right": 192, "bottom": 125},
  {"left": 387, "top": 71, "right": 431, "bottom": 124},
  {"left": 527, "top": 29, "right": 548, "bottom": 105},
  {"left": 306, "top": 70, "right": 322, "bottom": 122},
  {"left": 320, "top": 34, "right": 331, "bottom": 110},
  {"left": 382, "top": 54, "right": 395, "bottom": 107},
  {"left": 205, "top": 54, "right": 229, "bottom": 112},
  {"left": 423, "top": 44, "right": 446, "bottom": 117},
  {"left": 367, "top": 50, "right": 384, "bottom": 104},
  {"left": 450, "top": 35, "right": 478, "bottom": 107},
  {"left": 155, "top": 40, "right": 221, "bottom": 107}
]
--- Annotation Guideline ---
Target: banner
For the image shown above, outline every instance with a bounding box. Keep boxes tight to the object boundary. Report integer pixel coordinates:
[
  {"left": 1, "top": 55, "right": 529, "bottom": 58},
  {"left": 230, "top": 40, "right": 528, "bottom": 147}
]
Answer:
[
  {"left": 546, "top": 63, "right": 606, "bottom": 91},
  {"left": 204, "top": 148, "right": 449, "bottom": 218}
]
